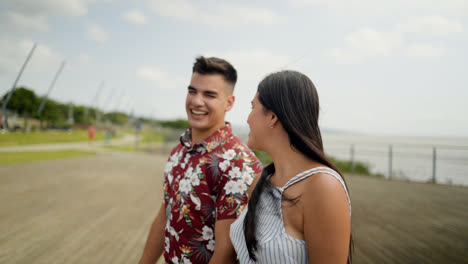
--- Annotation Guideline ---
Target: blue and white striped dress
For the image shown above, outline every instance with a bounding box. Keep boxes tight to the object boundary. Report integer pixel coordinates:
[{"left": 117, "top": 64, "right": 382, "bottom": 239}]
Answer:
[{"left": 229, "top": 167, "right": 351, "bottom": 263}]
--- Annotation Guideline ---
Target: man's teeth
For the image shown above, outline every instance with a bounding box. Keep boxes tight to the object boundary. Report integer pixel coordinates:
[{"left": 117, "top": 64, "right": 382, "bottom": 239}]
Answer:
[{"left": 192, "top": 110, "right": 207, "bottom": 115}]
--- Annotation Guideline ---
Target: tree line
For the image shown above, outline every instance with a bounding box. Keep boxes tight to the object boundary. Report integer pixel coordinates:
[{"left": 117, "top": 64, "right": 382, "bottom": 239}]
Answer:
[
  {"left": 0, "top": 87, "right": 127, "bottom": 128},
  {"left": 1, "top": 87, "right": 189, "bottom": 130}
]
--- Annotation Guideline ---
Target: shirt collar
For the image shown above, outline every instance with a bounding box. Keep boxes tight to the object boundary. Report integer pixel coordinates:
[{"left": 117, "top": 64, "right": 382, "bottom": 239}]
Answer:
[{"left": 180, "top": 122, "right": 233, "bottom": 152}]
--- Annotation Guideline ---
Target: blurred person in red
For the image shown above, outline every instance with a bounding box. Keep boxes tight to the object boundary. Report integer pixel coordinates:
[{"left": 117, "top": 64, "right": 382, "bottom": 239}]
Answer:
[{"left": 88, "top": 124, "right": 95, "bottom": 144}]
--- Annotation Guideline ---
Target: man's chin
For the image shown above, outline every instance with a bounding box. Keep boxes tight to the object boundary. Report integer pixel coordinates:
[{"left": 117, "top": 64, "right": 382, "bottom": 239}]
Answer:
[
  {"left": 188, "top": 113, "right": 208, "bottom": 122},
  {"left": 188, "top": 120, "right": 206, "bottom": 130}
]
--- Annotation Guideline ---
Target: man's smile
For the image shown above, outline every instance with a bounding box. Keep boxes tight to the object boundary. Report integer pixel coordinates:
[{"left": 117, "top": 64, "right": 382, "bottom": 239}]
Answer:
[{"left": 191, "top": 110, "right": 208, "bottom": 115}]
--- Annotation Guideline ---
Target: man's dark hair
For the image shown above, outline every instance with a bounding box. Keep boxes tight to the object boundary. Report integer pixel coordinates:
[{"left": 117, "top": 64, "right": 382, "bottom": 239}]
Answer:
[{"left": 192, "top": 56, "right": 238, "bottom": 89}]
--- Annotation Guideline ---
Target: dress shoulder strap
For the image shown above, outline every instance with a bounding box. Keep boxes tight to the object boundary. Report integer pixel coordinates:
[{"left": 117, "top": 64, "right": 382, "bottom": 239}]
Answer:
[
  {"left": 283, "top": 167, "right": 338, "bottom": 189},
  {"left": 283, "top": 167, "right": 352, "bottom": 214}
]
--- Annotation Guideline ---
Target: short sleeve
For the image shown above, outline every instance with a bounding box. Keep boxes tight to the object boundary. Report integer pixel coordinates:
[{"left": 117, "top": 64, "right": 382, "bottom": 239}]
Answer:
[{"left": 215, "top": 148, "right": 263, "bottom": 221}]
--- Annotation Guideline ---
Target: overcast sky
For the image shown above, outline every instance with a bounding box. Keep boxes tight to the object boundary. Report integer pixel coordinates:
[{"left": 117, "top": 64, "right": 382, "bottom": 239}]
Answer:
[{"left": 0, "top": 0, "right": 467, "bottom": 137}]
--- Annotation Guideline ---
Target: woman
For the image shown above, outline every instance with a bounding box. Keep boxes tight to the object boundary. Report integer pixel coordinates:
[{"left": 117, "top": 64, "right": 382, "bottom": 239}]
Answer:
[{"left": 230, "top": 70, "right": 352, "bottom": 263}]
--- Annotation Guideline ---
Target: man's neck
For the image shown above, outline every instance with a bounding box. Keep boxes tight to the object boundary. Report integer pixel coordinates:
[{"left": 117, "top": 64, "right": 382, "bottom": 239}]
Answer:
[{"left": 191, "top": 123, "right": 226, "bottom": 146}]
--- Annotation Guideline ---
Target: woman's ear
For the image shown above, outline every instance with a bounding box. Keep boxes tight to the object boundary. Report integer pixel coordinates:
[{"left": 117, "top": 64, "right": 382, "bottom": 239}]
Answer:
[{"left": 269, "top": 113, "right": 279, "bottom": 128}]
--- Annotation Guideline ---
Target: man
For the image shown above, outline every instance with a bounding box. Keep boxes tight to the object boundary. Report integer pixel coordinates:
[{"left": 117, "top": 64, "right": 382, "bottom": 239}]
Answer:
[{"left": 139, "top": 56, "right": 262, "bottom": 264}]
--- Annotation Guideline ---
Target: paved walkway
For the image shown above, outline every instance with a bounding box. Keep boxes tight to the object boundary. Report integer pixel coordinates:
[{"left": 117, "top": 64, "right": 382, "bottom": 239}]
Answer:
[
  {"left": 348, "top": 175, "right": 468, "bottom": 263},
  {"left": 0, "top": 152, "right": 467, "bottom": 263},
  {"left": 0, "top": 133, "right": 142, "bottom": 153},
  {"left": 0, "top": 152, "right": 166, "bottom": 264}
]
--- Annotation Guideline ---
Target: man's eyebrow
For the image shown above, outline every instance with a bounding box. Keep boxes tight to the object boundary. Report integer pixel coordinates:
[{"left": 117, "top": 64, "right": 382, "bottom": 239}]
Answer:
[
  {"left": 187, "top": 86, "right": 217, "bottom": 96},
  {"left": 204, "top": 90, "right": 218, "bottom": 96}
]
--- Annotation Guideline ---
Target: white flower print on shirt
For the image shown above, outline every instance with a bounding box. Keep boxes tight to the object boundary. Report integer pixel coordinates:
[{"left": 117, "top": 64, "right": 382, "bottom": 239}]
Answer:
[
  {"left": 181, "top": 257, "right": 192, "bottom": 264},
  {"left": 244, "top": 164, "right": 254, "bottom": 174},
  {"left": 231, "top": 180, "right": 241, "bottom": 194},
  {"left": 219, "top": 160, "right": 230, "bottom": 172},
  {"left": 202, "top": 226, "right": 214, "bottom": 240},
  {"left": 207, "top": 239, "right": 215, "bottom": 251},
  {"left": 181, "top": 153, "right": 191, "bottom": 169},
  {"left": 164, "top": 161, "right": 173, "bottom": 175},
  {"left": 168, "top": 225, "right": 181, "bottom": 241},
  {"left": 179, "top": 179, "right": 191, "bottom": 194},
  {"left": 189, "top": 175, "right": 200, "bottom": 186},
  {"left": 171, "top": 256, "right": 179, "bottom": 264},
  {"left": 229, "top": 167, "right": 242, "bottom": 179},
  {"left": 241, "top": 172, "right": 254, "bottom": 185},
  {"left": 190, "top": 165, "right": 201, "bottom": 179},
  {"left": 163, "top": 124, "right": 263, "bottom": 264},
  {"left": 224, "top": 180, "right": 236, "bottom": 194},
  {"left": 235, "top": 181, "right": 248, "bottom": 195},
  {"left": 189, "top": 165, "right": 201, "bottom": 186},
  {"left": 170, "top": 152, "right": 179, "bottom": 164},
  {"left": 165, "top": 237, "right": 170, "bottom": 252},
  {"left": 167, "top": 172, "right": 174, "bottom": 185},
  {"left": 194, "top": 165, "right": 202, "bottom": 175},
  {"left": 222, "top": 149, "right": 236, "bottom": 161},
  {"left": 184, "top": 153, "right": 191, "bottom": 163},
  {"left": 190, "top": 193, "right": 201, "bottom": 210},
  {"left": 184, "top": 167, "right": 194, "bottom": 179}
]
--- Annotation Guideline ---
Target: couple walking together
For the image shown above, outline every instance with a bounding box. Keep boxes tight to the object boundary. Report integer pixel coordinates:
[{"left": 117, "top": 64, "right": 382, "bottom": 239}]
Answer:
[{"left": 139, "top": 56, "right": 352, "bottom": 264}]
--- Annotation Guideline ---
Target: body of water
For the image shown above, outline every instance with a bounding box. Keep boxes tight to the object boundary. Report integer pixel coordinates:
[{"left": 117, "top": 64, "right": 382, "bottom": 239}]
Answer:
[
  {"left": 232, "top": 125, "right": 468, "bottom": 186},
  {"left": 322, "top": 133, "right": 468, "bottom": 186}
]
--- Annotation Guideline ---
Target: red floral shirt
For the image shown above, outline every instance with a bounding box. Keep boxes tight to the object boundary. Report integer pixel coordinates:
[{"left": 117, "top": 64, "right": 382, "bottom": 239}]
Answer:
[{"left": 163, "top": 123, "right": 262, "bottom": 264}]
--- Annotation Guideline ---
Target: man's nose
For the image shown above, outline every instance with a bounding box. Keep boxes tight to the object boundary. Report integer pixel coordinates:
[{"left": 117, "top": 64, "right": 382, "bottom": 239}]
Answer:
[{"left": 192, "top": 94, "right": 204, "bottom": 106}]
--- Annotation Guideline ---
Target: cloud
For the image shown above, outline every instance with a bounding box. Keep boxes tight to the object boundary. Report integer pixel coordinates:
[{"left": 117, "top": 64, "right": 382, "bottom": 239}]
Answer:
[
  {"left": 396, "top": 16, "right": 463, "bottom": 36},
  {"left": 149, "top": 0, "right": 196, "bottom": 20},
  {"left": 327, "top": 28, "right": 403, "bottom": 63},
  {"left": 290, "top": 0, "right": 468, "bottom": 16},
  {"left": 1, "top": 0, "right": 91, "bottom": 17},
  {"left": 123, "top": 10, "right": 147, "bottom": 24},
  {"left": 290, "top": 0, "right": 404, "bottom": 15},
  {"left": 209, "top": 50, "right": 292, "bottom": 82},
  {"left": 405, "top": 44, "right": 446, "bottom": 57},
  {"left": 148, "top": 0, "right": 285, "bottom": 26},
  {"left": 78, "top": 54, "right": 92, "bottom": 64},
  {"left": 2, "top": 0, "right": 105, "bottom": 33},
  {"left": 6, "top": 11, "right": 49, "bottom": 31},
  {"left": 327, "top": 15, "right": 461, "bottom": 63},
  {"left": 86, "top": 23, "right": 109, "bottom": 43},
  {"left": 221, "top": 5, "right": 285, "bottom": 25},
  {"left": 22, "top": 40, "right": 61, "bottom": 61},
  {"left": 136, "top": 50, "right": 292, "bottom": 125},
  {"left": 0, "top": 39, "right": 62, "bottom": 80},
  {"left": 137, "top": 67, "right": 184, "bottom": 89},
  {"left": 0, "top": 39, "right": 23, "bottom": 75},
  {"left": 347, "top": 28, "right": 403, "bottom": 55}
]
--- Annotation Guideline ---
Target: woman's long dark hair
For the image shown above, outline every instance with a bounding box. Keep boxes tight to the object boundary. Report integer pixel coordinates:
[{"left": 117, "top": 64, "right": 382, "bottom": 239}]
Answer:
[{"left": 243, "top": 70, "right": 353, "bottom": 263}]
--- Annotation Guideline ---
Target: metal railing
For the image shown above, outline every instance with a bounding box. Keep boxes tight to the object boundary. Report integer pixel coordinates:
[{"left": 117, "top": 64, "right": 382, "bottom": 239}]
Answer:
[{"left": 325, "top": 143, "right": 468, "bottom": 186}]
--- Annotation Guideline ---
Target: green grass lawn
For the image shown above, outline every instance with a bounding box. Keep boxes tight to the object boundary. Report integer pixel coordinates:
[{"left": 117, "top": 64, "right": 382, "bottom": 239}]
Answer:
[
  {"left": 0, "top": 150, "right": 96, "bottom": 165},
  {"left": 103, "top": 141, "right": 162, "bottom": 152},
  {"left": 139, "top": 131, "right": 164, "bottom": 144},
  {"left": 104, "top": 144, "right": 140, "bottom": 152},
  {"left": 101, "top": 130, "right": 163, "bottom": 153},
  {"left": 0, "top": 130, "right": 107, "bottom": 147}
]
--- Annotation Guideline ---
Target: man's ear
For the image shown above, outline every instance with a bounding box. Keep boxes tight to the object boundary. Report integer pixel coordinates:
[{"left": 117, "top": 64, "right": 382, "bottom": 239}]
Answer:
[{"left": 225, "top": 95, "right": 235, "bottom": 112}]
